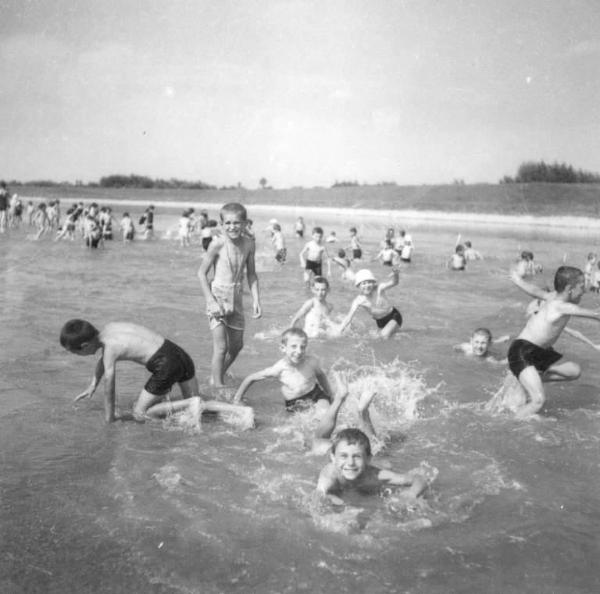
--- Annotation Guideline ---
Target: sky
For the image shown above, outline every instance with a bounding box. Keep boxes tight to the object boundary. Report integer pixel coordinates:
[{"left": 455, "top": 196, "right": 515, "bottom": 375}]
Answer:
[{"left": 0, "top": 0, "right": 599, "bottom": 189}]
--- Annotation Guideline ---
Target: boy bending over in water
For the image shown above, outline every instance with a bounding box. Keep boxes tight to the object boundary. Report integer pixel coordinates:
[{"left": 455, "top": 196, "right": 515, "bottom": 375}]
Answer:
[
  {"left": 290, "top": 276, "right": 335, "bottom": 338},
  {"left": 198, "top": 202, "right": 262, "bottom": 387},
  {"left": 508, "top": 266, "right": 600, "bottom": 419},
  {"left": 314, "top": 373, "right": 427, "bottom": 505},
  {"left": 233, "top": 328, "right": 333, "bottom": 413},
  {"left": 60, "top": 319, "right": 252, "bottom": 425},
  {"left": 338, "top": 268, "right": 402, "bottom": 339}
]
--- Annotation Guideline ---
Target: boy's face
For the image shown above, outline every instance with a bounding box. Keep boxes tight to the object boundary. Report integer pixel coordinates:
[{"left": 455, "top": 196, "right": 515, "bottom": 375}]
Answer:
[
  {"left": 281, "top": 335, "right": 308, "bottom": 365},
  {"left": 331, "top": 440, "right": 369, "bottom": 482},
  {"left": 221, "top": 212, "right": 245, "bottom": 240},
  {"left": 568, "top": 279, "right": 585, "bottom": 303},
  {"left": 470, "top": 333, "right": 490, "bottom": 357},
  {"left": 358, "top": 279, "right": 377, "bottom": 295},
  {"left": 311, "top": 282, "right": 329, "bottom": 300},
  {"left": 68, "top": 341, "right": 97, "bottom": 357},
  {"left": 312, "top": 232, "right": 323, "bottom": 243}
]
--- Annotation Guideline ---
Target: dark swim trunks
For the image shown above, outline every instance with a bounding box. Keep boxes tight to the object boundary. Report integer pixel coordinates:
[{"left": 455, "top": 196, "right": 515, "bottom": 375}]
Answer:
[
  {"left": 375, "top": 307, "right": 403, "bottom": 329},
  {"left": 508, "top": 338, "right": 562, "bottom": 378},
  {"left": 145, "top": 339, "right": 195, "bottom": 395},
  {"left": 305, "top": 259, "right": 322, "bottom": 276},
  {"left": 285, "top": 384, "right": 331, "bottom": 412},
  {"left": 352, "top": 249, "right": 362, "bottom": 260}
]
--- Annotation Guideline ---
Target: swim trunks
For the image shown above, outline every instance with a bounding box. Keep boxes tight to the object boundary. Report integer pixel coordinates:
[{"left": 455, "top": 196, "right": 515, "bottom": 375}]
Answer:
[
  {"left": 207, "top": 282, "right": 245, "bottom": 331},
  {"left": 285, "top": 384, "right": 331, "bottom": 412},
  {"left": 352, "top": 249, "right": 362, "bottom": 260},
  {"left": 202, "top": 237, "right": 213, "bottom": 251},
  {"left": 275, "top": 248, "right": 287, "bottom": 263},
  {"left": 145, "top": 339, "right": 195, "bottom": 396},
  {"left": 507, "top": 338, "right": 562, "bottom": 378},
  {"left": 382, "top": 260, "right": 393, "bottom": 266},
  {"left": 374, "top": 307, "right": 403, "bottom": 329},
  {"left": 305, "top": 259, "right": 322, "bottom": 276}
]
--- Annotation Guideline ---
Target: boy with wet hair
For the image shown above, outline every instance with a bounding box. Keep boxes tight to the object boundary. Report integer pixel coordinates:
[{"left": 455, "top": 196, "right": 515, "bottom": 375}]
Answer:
[
  {"left": 290, "top": 276, "right": 335, "bottom": 338},
  {"left": 454, "top": 328, "right": 510, "bottom": 363},
  {"left": 507, "top": 265, "right": 600, "bottom": 419},
  {"left": 60, "top": 319, "right": 252, "bottom": 425},
  {"left": 299, "top": 226, "right": 328, "bottom": 286},
  {"left": 314, "top": 373, "right": 426, "bottom": 505},
  {"left": 198, "top": 202, "right": 262, "bottom": 388},
  {"left": 233, "top": 327, "right": 333, "bottom": 413}
]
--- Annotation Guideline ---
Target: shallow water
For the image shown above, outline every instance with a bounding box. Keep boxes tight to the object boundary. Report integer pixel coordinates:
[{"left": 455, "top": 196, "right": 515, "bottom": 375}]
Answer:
[{"left": 1, "top": 210, "right": 599, "bottom": 593}]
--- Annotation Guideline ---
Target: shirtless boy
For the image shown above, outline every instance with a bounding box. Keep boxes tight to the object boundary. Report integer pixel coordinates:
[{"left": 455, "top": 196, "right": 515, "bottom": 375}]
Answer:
[
  {"left": 338, "top": 268, "right": 403, "bottom": 339},
  {"left": 198, "top": 203, "right": 262, "bottom": 387},
  {"left": 314, "top": 374, "right": 426, "bottom": 505},
  {"left": 290, "top": 276, "right": 335, "bottom": 338},
  {"left": 454, "top": 328, "right": 510, "bottom": 364},
  {"left": 508, "top": 266, "right": 600, "bottom": 419},
  {"left": 232, "top": 327, "right": 333, "bottom": 413},
  {"left": 60, "top": 319, "right": 252, "bottom": 425},
  {"left": 299, "top": 227, "right": 328, "bottom": 286}
]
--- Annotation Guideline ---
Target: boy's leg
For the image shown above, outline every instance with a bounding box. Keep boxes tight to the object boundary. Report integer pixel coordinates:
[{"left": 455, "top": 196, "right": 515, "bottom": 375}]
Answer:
[
  {"left": 515, "top": 366, "right": 546, "bottom": 418},
  {"left": 313, "top": 391, "right": 348, "bottom": 441},
  {"left": 133, "top": 389, "right": 190, "bottom": 421},
  {"left": 357, "top": 389, "right": 377, "bottom": 440},
  {"left": 542, "top": 361, "right": 581, "bottom": 382},
  {"left": 222, "top": 327, "right": 244, "bottom": 376},
  {"left": 380, "top": 320, "right": 401, "bottom": 340},
  {"left": 210, "top": 324, "right": 229, "bottom": 386}
]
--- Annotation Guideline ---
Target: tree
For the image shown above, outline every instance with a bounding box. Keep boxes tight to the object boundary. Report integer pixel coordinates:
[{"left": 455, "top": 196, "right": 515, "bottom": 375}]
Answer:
[{"left": 259, "top": 177, "right": 267, "bottom": 189}]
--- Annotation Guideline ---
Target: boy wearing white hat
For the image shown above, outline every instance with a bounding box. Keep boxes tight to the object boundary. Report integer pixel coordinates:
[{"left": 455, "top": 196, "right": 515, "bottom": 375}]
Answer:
[{"left": 337, "top": 268, "right": 402, "bottom": 339}]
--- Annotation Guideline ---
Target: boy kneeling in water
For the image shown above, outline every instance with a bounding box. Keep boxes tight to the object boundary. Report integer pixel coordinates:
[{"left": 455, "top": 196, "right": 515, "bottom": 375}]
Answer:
[{"left": 60, "top": 319, "right": 253, "bottom": 426}]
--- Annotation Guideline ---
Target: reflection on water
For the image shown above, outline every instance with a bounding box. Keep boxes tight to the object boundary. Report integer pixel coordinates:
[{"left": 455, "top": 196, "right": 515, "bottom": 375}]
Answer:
[{"left": 1, "top": 210, "right": 599, "bottom": 593}]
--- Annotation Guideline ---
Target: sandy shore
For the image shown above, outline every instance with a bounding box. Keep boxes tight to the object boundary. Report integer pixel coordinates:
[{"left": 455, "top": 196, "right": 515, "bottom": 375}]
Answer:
[{"left": 26, "top": 196, "right": 600, "bottom": 232}]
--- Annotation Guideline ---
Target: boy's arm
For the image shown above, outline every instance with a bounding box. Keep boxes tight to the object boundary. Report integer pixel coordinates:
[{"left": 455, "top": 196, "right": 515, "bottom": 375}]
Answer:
[
  {"left": 315, "top": 465, "right": 345, "bottom": 506},
  {"left": 101, "top": 348, "right": 118, "bottom": 423},
  {"left": 379, "top": 268, "right": 400, "bottom": 292},
  {"left": 314, "top": 364, "right": 333, "bottom": 399},
  {"left": 563, "top": 326, "right": 600, "bottom": 350},
  {"left": 245, "top": 240, "right": 262, "bottom": 319},
  {"left": 74, "top": 356, "right": 105, "bottom": 401},
  {"left": 197, "top": 239, "right": 223, "bottom": 316},
  {"left": 290, "top": 300, "right": 313, "bottom": 327},
  {"left": 338, "top": 298, "right": 362, "bottom": 333},
  {"left": 378, "top": 469, "right": 427, "bottom": 498},
  {"left": 558, "top": 302, "right": 600, "bottom": 322},
  {"left": 299, "top": 244, "right": 308, "bottom": 266},
  {"left": 232, "top": 364, "right": 279, "bottom": 403},
  {"left": 509, "top": 268, "right": 550, "bottom": 300}
]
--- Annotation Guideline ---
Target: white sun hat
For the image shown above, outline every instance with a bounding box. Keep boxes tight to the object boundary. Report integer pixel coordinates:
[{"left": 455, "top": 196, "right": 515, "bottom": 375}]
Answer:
[{"left": 354, "top": 269, "right": 377, "bottom": 286}]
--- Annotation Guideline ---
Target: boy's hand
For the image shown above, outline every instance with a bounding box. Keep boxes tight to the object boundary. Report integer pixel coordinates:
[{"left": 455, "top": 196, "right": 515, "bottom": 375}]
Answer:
[
  {"left": 206, "top": 299, "right": 223, "bottom": 317},
  {"left": 252, "top": 302, "right": 262, "bottom": 319},
  {"left": 74, "top": 386, "right": 94, "bottom": 402}
]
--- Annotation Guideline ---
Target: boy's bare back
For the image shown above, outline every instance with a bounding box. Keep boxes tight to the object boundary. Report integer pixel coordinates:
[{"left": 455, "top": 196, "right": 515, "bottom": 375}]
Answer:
[{"left": 99, "top": 322, "right": 164, "bottom": 365}]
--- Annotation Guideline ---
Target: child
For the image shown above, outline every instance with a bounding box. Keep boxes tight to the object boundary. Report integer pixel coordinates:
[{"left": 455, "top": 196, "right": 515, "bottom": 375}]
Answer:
[
  {"left": 326, "top": 231, "right": 337, "bottom": 243},
  {"left": 584, "top": 252, "right": 597, "bottom": 290},
  {"left": 120, "top": 212, "right": 135, "bottom": 242},
  {"left": 198, "top": 202, "right": 261, "bottom": 387},
  {"left": 60, "top": 319, "right": 252, "bottom": 425},
  {"left": 271, "top": 223, "right": 287, "bottom": 264},
  {"left": 290, "top": 276, "right": 335, "bottom": 338},
  {"left": 299, "top": 227, "right": 328, "bottom": 286},
  {"left": 515, "top": 250, "right": 542, "bottom": 278},
  {"left": 348, "top": 227, "right": 362, "bottom": 260},
  {"left": 139, "top": 205, "right": 155, "bottom": 240},
  {"left": 331, "top": 248, "right": 355, "bottom": 283},
  {"left": 233, "top": 327, "right": 333, "bottom": 413},
  {"left": 375, "top": 239, "right": 397, "bottom": 267},
  {"left": 338, "top": 268, "right": 402, "bottom": 339},
  {"left": 448, "top": 244, "right": 466, "bottom": 271},
  {"left": 394, "top": 229, "right": 414, "bottom": 263},
  {"left": 507, "top": 266, "right": 600, "bottom": 419},
  {"left": 463, "top": 240, "right": 483, "bottom": 261},
  {"left": 453, "top": 328, "right": 510, "bottom": 363},
  {"left": 294, "top": 216, "right": 305, "bottom": 239},
  {"left": 591, "top": 261, "right": 600, "bottom": 293},
  {"left": 314, "top": 374, "right": 427, "bottom": 505},
  {"left": 178, "top": 209, "right": 193, "bottom": 247},
  {"left": 201, "top": 219, "right": 218, "bottom": 251}
]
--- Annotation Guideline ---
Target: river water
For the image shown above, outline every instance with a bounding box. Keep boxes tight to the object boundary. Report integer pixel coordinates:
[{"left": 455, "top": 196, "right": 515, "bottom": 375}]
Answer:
[{"left": 0, "top": 205, "right": 599, "bottom": 593}]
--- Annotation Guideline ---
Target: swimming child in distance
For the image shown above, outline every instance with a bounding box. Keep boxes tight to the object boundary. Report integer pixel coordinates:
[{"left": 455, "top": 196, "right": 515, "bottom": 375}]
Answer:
[
  {"left": 507, "top": 265, "right": 600, "bottom": 419},
  {"left": 331, "top": 249, "right": 355, "bottom": 283},
  {"left": 314, "top": 373, "right": 427, "bottom": 506},
  {"left": 198, "top": 202, "right": 262, "bottom": 388},
  {"left": 448, "top": 244, "right": 467, "bottom": 271},
  {"left": 337, "top": 268, "right": 403, "bottom": 339},
  {"left": 232, "top": 327, "right": 333, "bottom": 414},
  {"left": 290, "top": 276, "right": 335, "bottom": 339},
  {"left": 60, "top": 319, "right": 252, "bottom": 426},
  {"left": 453, "top": 328, "right": 510, "bottom": 364}
]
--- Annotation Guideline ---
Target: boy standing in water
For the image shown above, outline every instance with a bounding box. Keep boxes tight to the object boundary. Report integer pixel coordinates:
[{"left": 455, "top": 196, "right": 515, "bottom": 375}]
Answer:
[
  {"left": 198, "top": 203, "right": 261, "bottom": 388},
  {"left": 507, "top": 266, "right": 600, "bottom": 419},
  {"left": 60, "top": 319, "right": 252, "bottom": 425},
  {"left": 290, "top": 276, "right": 335, "bottom": 338},
  {"left": 314, "top": 373, "right": 427, "bottom": 505},
  {"left": 299, "top": 227, "right": 328, "bottom": 286},
  {"left": 233, "top": 327, "right": 333, "bottom": 413}
]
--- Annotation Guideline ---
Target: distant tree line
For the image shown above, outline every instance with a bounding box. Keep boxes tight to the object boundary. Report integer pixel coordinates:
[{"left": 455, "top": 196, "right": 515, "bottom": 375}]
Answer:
[
  {"left": 99, "top": 174, "right": 216, "bottom": 190},
  {"left": 501, "top": 161, "right": 600, "bottom": 184}
]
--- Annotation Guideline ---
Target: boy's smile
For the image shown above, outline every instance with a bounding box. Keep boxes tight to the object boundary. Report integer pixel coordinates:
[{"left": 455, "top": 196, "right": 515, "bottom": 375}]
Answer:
[
  {"left": 359, "top": 280, "right": 376, "bottom": 295},
  {"left": 221, "top": 214, "right": 244, "bottom": 239},
  {"left": 332, "top": 441, "right": 368, "bottom": 482},
  {"left": 281, "top": 335, "right": 307, "bottom": 365},
  {"left": 471, "top": 335, "right": 490, "bottom": 357}
]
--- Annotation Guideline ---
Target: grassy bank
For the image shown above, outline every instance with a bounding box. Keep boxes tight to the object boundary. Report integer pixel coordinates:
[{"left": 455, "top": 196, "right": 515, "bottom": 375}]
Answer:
[{"left": 12, "top": 182, "right": 600, "bottom": 217}]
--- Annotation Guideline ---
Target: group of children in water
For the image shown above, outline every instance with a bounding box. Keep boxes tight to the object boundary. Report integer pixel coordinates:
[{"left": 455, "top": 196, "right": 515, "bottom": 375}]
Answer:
[{"left": 60, "top": 201, "right": 600, "bottom": 505}]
